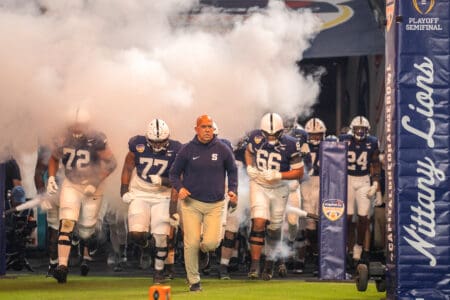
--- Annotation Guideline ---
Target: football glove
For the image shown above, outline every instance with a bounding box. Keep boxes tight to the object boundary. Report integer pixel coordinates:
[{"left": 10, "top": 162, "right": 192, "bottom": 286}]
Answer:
[
  {"left": 83, "top": 184, "right": 97, "bottom": 197},
  {"left": 367, "top": 181, "right": 378, "bottom": 198},
  {"left": 169, "top": 213, "right": 180, "bottom": 228},
  {"left": 149, "top": 175, "right": 162, "bottom": 186},
  {"left": 122, "top": 192, "right": 134, "bottom": 204},
  {"left": 262, "top": 169, "right": 282, "bottom": 182},
  {"left": 246, "top": 166, "right": 260, "bottom": 180},
  {"left": 47, "top": 176, "right": 58, "bottom": 195}
]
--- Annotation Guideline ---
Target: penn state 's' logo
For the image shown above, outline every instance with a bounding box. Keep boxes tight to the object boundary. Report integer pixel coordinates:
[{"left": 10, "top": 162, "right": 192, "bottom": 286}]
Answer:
[
  {"left": 322, "top": 199, "right": 345, "bottom": 221},
  {"left": 412, "top": 0, "right": 435, "bottom": 15}
]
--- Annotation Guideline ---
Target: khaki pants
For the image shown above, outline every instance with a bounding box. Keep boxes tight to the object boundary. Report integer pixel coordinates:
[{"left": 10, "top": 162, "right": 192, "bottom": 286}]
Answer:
[{"left": 181, "top": 197, "right": 224, "bottom": 284}]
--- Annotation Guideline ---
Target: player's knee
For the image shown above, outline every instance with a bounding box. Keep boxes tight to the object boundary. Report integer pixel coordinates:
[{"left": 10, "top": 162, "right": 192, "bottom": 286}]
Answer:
[
  {"left": 129, "top": 231, "right": 148, "bottom": 248},
  {"left": 266, "top": 228, "right": 282, "bottom": 241},
  {"left": 78, "top": 226, "right": 95, "bottom": 240},
  {"left": 58, "top": 219, "right": 76, "bottom": 245},
  {"left": 222, "top": 231, "right": 236, "bottom": 249}
]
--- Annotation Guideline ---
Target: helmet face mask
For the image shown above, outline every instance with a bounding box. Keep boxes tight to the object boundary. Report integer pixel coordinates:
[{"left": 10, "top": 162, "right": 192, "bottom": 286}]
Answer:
[
  {"left": 261, "top": 129, "right": 283, "bottom": 145},
  {"left": 305, "top": 118, "right": 326, "bottom": 145},
  {"left": 350, "top": 116, "right": 370, "bottom": 141},
  {"left": 146, "top": 119, "right": 170, "bottom": 153},
  {"left": 309, "top": 132, "right": 324, "bottom": 145},
  {"left": 67, "top": 107, "right": 91, "bottom": 140},
  {"left": 260, "top": 113, "right": 284, "bottom": 145}
]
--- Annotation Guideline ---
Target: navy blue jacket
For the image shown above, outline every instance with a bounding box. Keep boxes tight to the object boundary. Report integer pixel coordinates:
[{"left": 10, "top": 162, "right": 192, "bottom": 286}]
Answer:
[{"left": 169, "top": 135, "right": 238, "bottom": 203}]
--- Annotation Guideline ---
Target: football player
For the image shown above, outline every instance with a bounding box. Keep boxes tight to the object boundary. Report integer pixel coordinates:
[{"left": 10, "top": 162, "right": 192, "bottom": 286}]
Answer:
[
  {"left": 245, "top": 113, "right": 304, "bottom": 280},
  {"left": 339, "top": 116, "right": 381, "bottom": 266},
  {"left": 120, "top": 118, "right": 182, "bottom": 284},
  {"left": 299, "top": 117, "right": 327, "bottom": 274},
  {"left": 47, "top": 108, "right": 117, "bottom": 283},
  {"left": 215, "top": 124, "right": 249, "bottom": 280}
]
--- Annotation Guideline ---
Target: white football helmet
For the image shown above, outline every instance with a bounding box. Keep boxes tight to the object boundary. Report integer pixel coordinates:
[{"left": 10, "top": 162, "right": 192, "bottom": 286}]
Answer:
[
  {"left": 350, "top": 116, "right": 370, "bottom": 141},
  {"left": 213, "top": 121, "right": 219, "bottom": 135},
  {"left": 67, "top": 107, "right": 91, "bottom": 139},
  {"left": 260, "top": 113, "right": 284, "bottom": 145},
  {"left": 146, "top": 118, "right": 170, "bottom": 152},
  {"left": 305, "top": 118, "right": 326, "bottom": 145}
]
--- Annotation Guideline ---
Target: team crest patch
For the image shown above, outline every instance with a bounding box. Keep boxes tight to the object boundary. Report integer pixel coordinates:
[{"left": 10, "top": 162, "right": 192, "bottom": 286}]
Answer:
[
  {"left": 322, "top": 199, "right": 345, "bottom": 221},
  {"left": 253, "top": 135, "right": 264, "bottom": 145},
  {"left": 136, "top": 144, "right": 145, "bottom": 153}
]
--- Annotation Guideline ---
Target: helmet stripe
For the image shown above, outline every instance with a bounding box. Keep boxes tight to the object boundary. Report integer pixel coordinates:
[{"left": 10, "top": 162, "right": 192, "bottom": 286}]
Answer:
[
  {"left": 156, "top": 119, "right": 160, "bottom": 139},
  {"left": 270, "top": 113, "right": 273, "bottom": 132}
]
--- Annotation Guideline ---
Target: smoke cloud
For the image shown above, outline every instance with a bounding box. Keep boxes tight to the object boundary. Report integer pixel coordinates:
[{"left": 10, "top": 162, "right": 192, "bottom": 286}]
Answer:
[{"left": 0, "top": 1, "right": 322, "bottom": 207}]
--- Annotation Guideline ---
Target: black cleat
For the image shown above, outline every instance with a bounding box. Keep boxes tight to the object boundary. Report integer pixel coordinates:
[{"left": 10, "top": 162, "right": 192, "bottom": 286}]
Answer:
[
  {"left": 199, "top": 250, "right": 209, "bottom": 270},
  {"left": 53, "top": 265, "right": 68, "bottom": 283},
  {"left": 218, "top": 264, "right": 231, "bottom": 280},
  {"left": 164, "top": 264, "right": 175, "bottom": 280},
  {"left": 261, "top": 260, "right": 274, "bottom": 281},
  {"left": 189, "top": 282, "right": 202, "bottom": 292},
  {"left": 80, "top": 260, "right": 90, "bottom": 276},
  {"left": 153, "top": 269, "right": 166, "bottom": 284},
  {"left": 46, "top": 263, "right": 58, "bottom": 277},
  {"left": 278, "top": 263, "right": 287, "bottom": 278}
]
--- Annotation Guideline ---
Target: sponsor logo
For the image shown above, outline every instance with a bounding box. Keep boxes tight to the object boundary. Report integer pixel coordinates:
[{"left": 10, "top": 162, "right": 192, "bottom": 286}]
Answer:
[
  {"left": 136, "top": 144, "right": 145, "bottom": 153},
  {"left": 211, "top": 153, "right": 218, "bottom": 161},
  {"left": 322, "top": 199, "right": 345, "bottom": 221},
  {"left": 412, "top": 0, "right": 435, "bottom": 15},
  {"left": 193, "top": 156, "right": 200, "bottom": 160}
]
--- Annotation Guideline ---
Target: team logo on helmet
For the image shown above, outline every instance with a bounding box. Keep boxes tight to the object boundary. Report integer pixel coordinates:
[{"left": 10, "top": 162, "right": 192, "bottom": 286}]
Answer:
[
  {"left": 412, "top": 0, "right": 435, "bottom": 15},
  {"left": 322, "top": 199, "right": 345, "bottom": 222}
]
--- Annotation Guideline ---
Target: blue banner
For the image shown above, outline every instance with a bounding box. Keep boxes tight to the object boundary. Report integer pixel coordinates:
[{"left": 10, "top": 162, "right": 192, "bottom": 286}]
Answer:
[
  {"left": 0, "top": 163, "right": 5, "bottom": 276},
  {"left": 387, "top": 0, "right": 450, "bottom": 298},
  {"left": 318, "top": 141, "right": 347, "bottom": 280}
]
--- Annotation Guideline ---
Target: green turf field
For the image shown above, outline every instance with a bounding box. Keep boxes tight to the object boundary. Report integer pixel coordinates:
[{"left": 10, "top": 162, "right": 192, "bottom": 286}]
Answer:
[{"left": 0, "top": 275, "right": 385, "bottom": 300}]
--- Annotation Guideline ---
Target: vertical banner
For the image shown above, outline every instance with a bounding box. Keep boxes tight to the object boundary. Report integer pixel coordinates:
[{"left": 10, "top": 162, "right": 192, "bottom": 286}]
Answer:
[
  {"left": 0, "top": 163, "right": 5, "bottom": 276},
  {"left": 318, "top": 141, "right": 347, "bottom": 280},
  {"left": 387, "top": 0, "right": 450, "bottom": 299}
]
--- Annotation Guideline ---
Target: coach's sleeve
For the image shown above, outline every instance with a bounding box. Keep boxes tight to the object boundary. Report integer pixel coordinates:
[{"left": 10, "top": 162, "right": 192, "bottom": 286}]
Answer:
[{"left": 169, "top": 146, "right": 187, "bottom": 192}]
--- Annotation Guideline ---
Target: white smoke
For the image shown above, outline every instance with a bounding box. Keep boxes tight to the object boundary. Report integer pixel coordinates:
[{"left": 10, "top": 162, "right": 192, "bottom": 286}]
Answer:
[{"left": 0, "top": 1, "right": 322, "bottom": 211}]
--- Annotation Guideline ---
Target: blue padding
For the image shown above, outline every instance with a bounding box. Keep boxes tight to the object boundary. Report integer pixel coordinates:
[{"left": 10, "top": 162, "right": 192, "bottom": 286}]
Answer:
[
  {"left": 386, "top": 1, "right": 450, "bottom": 298},
  {"left": 318, "top": 141, "right": 347, "bottom": 280}
]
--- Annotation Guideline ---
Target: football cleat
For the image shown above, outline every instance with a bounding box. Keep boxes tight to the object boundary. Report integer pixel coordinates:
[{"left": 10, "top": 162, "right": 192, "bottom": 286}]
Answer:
[
  {"left": 189, "top": 282, "right": 202, "bottom": 292},
  {"left": 261, "top": 260, "right": 274, "bottom": 281},
  {"left": 46, "top": 263, "right": 58, "bottom": 278},
  {"left": 218, "top": 264, "right": 231, "bottom": 280},
  {"left": 153, "top": 269, "right": 166, "bottom": 284},
  {"left": 80, "top": 259, "right": 90, "bottom": 276},
  {"left": 53, "top": 265, "right": 68, "bottom": 284},
  {"left": 278, "top": 262, "right": 287, "bottom": 278},
  {"left": 198, "top": 250, "right": 209, "bottom": 271}
]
